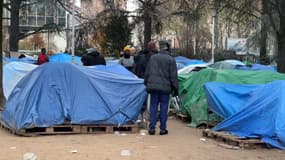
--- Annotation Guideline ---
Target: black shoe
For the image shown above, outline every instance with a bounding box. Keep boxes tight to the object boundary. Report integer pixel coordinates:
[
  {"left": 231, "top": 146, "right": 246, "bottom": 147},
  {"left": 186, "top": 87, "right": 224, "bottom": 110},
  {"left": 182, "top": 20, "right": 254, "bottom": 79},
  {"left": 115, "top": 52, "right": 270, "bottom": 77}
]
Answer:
[
  {"left": 160, "top": 130, "right": 168, "bottom": 135},
  {"left": 148, "top": 129, "right": 155, "bottom": 135}
]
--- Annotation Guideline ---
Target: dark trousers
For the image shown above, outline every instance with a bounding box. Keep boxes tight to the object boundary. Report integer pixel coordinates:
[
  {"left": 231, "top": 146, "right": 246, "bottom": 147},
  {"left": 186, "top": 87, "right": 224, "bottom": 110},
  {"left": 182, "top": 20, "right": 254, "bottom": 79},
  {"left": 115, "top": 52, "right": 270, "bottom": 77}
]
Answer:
[{"left": 149, "top": 91, "right": 170, "bottom": 131}]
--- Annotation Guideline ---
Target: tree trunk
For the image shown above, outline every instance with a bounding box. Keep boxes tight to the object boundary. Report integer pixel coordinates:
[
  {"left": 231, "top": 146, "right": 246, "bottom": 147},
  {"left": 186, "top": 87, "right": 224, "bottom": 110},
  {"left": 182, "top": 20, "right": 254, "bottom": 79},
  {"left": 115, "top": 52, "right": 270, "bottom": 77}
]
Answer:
[
  {"left": 259, "top": 0, "right": 267, "bottom": 64},
  {"left": 0, "top": 0, "right": 6, "bottom": 110},
  {"left": 9, "top": 0, "right": 21, "bottom": 52},
  {"left": 277, "top": 0, "right": 285, "bottom": 73},
  {"left": 214, "top": 0, "right": 220, "bottom": 50},
  {"left": 277, "top": 35, "right": 285, "bottom": 73},
  {"left": 143, "top": 14, "right": 152, "bottom": 49}
]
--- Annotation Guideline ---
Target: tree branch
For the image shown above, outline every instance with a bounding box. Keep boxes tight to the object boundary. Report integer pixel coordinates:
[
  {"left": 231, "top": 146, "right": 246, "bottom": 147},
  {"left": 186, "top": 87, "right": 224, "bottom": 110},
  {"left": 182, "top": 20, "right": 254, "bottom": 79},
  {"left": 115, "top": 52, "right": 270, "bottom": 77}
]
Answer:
[{"left": 20, "top": 23, "right": 63, "bottom": 40}]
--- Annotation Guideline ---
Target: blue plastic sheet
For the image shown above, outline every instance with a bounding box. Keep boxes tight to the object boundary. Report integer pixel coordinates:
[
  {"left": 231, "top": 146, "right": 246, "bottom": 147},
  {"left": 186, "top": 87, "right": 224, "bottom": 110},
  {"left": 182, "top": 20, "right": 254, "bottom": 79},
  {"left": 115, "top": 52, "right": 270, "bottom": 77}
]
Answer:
[
  {"left": 49, "top": 53, "right": 82, "bottom": 65},
  {"left": 209, "top": 59, "right": 245, "bottom": 70},
  {"left": 4, "top": 57, "right": 37, "bottom": 64},
  {"left": 3, "top": 62, "right": 38, "bottom": 99},
  {"left": 1, "top": 63, "right": 147, "bottom": 130},
  {"left": 204, "top": 81, "right": 285, "bottom": 149},
  {"left": 236, "top": 63, "right": 277, "bottom": 72},
  {"left": 175, "top": 56, "right": 205, "bottom": 70}
]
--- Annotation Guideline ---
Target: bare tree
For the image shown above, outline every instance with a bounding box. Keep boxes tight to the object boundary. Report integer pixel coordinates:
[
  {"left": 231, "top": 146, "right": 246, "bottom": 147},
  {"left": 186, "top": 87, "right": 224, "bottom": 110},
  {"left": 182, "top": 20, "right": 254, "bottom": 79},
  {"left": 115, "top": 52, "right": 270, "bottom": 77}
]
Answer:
[
  {"left": 5, "top": 0, "right": 64, "bottom": 51},
  {"left": 0, "top": 0, "right": 6, "bottom": 110},
  {"left": 134, "top": 0, "right": 169, "bottom": 49},
  {"left": 222, "top": 0, "right": 285, "bottom": 72},
  {"left": 0, "top": 0, "right": 5, "bottom": 110}
]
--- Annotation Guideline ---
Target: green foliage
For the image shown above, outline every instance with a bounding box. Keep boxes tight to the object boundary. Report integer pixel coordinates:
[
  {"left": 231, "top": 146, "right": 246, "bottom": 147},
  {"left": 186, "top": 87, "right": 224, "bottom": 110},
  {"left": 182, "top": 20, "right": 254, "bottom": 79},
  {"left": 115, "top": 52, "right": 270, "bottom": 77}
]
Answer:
[{"left": 101, "top": 10, "right": 132, "bottom": 54}]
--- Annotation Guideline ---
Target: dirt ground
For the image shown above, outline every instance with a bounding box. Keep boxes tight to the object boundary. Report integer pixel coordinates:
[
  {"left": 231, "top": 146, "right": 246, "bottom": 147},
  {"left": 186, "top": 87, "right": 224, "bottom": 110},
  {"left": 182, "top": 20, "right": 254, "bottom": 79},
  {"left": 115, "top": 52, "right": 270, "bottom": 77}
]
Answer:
[{"left": 0, "top": 119, "right": 284, "bottom": 160}]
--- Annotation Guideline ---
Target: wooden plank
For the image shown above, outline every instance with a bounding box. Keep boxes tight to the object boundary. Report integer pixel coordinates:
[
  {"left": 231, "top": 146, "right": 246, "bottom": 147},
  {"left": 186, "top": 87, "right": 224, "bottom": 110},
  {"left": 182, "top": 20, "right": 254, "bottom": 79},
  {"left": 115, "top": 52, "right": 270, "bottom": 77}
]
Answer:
[
  {"left": 0, "top": 121, "right": 139, "bottom": 136},
  {"left": 202, "top": 129, "right": 266, "bottom": 149},
  {"left": 175, "top": 113, "right": 191, "bottom": 122}
]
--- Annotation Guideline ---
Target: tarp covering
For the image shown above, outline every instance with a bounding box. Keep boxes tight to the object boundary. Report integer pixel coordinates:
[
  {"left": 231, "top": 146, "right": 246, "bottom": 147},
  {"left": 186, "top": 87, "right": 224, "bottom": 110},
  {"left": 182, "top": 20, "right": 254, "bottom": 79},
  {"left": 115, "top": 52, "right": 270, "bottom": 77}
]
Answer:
[
  {"left": 175, "top": 56, "right": 205, "bottom": 70},
  {"left": 178, "top": 63, "right": 209, "bottom": 74},
  {"left": 178, "top": 68, "right": 285, "bottom": 127},
  {"left": 3, "top": 62, "right": 38, "bottom": 99},
  {"left": 204, "top": 81, "right": 285, "bottom": 149},
  {"left": 1, "top": 63, "right": 147, "bottom": 130},
  {"left": 4, "top": 57, "right": 37, "bottom": 64},
  {"left": 209, "top": 59, "right": 245, "bottom": 70},
  {"left": 49, "top": 53, "right": 82, "bottom": 65},
  {"left": 236, "top": 63, "right": 277, "bottom": 72}
]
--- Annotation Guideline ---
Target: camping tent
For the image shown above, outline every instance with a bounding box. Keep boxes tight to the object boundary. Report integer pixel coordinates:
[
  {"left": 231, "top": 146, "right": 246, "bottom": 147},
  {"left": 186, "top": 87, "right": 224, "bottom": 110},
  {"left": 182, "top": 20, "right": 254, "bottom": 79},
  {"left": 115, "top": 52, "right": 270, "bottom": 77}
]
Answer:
[
  {"left": 204, "top": 81, "right": 285, "bottom": 149},
  {"left": 175, "top": 56, "right": 205, "bottom": 70},
  {"left": 178, "top": 68, "right": 285, "bottom": 127},
  {"left": 49, "top": 53, "right": 82, "bottom": 65},
  {"left": 1, "top": 63, "right": 146, "bottom": 130},
  {"left": 3, "top": 62, "right": 38, "bottom": 99},
  {"left": 236, "top": 63, "right": 276, "bottom": 71},
  {"left": 209, "top": 59, "right": 245, "bottom": 70}
]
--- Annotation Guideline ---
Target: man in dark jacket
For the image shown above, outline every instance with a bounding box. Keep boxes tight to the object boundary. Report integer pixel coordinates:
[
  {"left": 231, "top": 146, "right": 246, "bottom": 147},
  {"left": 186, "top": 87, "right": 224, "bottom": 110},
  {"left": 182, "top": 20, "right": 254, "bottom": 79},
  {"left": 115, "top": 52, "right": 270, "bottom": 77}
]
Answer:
[
  {"left": 81, "top": 48, "right": 106, "bottom": 66},
  {"left": 144, "top": 40, "right": 178, "bottom": 135},
  {"left": 134, "top": 41, "right": 158, "bottom": 78}
]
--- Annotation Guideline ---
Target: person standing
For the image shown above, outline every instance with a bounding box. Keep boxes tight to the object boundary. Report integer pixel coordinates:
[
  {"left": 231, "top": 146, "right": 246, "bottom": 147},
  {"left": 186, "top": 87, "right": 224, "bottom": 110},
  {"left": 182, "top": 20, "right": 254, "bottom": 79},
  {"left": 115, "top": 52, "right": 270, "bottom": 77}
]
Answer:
[
  {"left": 134, "top": 41, "right": 158, "bottom": 78},
  {"left": 119, "top": 46, "right": 134, "bottom": 72},
  {"left": 37, "top": 48, "right": 49, "bottom": 65},
  {"left": 81, "top": 48, "right": 106, "bottom": 66},
  {"left": 144, "top": 40, "right": 178, "bottom": 135}
]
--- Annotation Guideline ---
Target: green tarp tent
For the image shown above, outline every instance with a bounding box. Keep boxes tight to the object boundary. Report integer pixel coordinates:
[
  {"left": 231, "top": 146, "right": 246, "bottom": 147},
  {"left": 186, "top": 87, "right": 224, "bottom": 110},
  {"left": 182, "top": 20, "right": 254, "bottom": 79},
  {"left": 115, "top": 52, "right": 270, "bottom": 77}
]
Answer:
[{"left": 178, "top": 68, "right": 285, "bottom": 127}]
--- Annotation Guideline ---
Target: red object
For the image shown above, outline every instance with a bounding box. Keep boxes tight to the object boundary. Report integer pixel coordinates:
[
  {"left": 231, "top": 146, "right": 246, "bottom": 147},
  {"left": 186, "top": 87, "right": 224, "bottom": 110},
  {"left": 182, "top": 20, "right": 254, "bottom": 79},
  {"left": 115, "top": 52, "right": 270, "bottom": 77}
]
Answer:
[{"left": 37, "top": 53, "right": 49, "bottom": 65}]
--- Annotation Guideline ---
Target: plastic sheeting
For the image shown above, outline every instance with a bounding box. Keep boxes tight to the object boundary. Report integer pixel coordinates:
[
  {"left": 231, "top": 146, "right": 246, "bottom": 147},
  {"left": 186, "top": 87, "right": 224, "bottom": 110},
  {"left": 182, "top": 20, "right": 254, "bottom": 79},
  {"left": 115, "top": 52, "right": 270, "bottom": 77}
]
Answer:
[
  {"left": 4, "top": 57, "right": 37, "bottom": 64},
  {"left": 204, "top": 81, "right": 285, "bottom": 149},
  {"left": 175, "top": 56, "right": 205, "bottom": 70},
  {"left": 209, "top": 59, "right": 245, "bottom": 70},
  {"left": 1, "top": 63, "right": 147, "bottom": 130},
  {"left": 49, "top": 53, "right": 82, "bottom": 65},
  {"left": 236, "top": 63, "right": 277, "bottom": 72},
  {"left": 3, "top": 62, "right": 38, "bottom": 99},
  {"left": 178, "top": 68, "right": 285, "bottom": 127},
  {"left": 178, "top": 63, "right": 209, "bottom": 74}
]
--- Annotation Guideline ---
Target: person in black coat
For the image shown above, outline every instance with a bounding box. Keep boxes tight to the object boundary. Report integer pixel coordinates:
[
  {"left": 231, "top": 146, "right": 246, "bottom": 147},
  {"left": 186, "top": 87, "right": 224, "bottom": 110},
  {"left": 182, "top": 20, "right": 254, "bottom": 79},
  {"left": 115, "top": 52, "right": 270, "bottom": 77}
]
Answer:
[
  {"left": 144, "top": 40, "right": 178, "bottom": 136},
  {"left": 81, "top": 48, "right": 106, "bottom": 66},
  {"left": 134, "top": 41, "right": 158, "bottom": 78}
]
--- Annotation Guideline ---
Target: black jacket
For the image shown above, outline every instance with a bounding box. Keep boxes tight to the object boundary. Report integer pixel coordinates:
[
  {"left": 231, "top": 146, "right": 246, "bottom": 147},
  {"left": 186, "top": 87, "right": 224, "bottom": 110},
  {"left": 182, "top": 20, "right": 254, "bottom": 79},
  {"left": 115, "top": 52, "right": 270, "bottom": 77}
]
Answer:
[
  {"left": 81, "top": 52, "right": 106, "bottom": 66},
  {"left": 144, "top": 50, "right": 178, "bottom": 94},
  {"left": 134, "top": 50, "right": 157, "bottom": 78}
]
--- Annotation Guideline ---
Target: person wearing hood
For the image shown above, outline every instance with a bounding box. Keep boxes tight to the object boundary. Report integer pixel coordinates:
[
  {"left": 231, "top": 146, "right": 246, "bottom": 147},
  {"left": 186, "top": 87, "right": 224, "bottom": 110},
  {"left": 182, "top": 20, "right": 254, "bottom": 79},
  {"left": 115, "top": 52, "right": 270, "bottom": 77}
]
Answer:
[
  {"left": 134, "top": 41, "right": 158, "bottom": 78},
  {"left": 119, "top": 45, "right": 134, "bottom": 71},
  {"left": 144, "top": 40, "right": 178, "bottom": 135},
  {"left": 81, "top": 48, "right": 106, "bottom": 66},
  {"left": 37, "top": 48, "right": 49, "bottom": 65}
]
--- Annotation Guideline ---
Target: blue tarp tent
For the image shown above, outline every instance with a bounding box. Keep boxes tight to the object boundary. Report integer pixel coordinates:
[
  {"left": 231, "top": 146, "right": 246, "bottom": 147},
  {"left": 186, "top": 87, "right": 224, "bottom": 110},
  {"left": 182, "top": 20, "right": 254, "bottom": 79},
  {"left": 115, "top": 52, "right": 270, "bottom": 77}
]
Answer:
[
  {"left": 1, "top": 63, "right": 146, "bottom": 130},
  {"left": 204, "top": 81, "right": 285, "bottom": 149},
  {"left": 209, "top": 59, "right": 245, "bottom": 70},
  {"left": 3, "top": 62, "right": 38, "bottom": 99},
  {"left": 175, "top": 56, "right": 205, "bottom": 70},
  {"left": 4, "top": 57, "right": 37, "bottom": 64},
  {"left": 236, "top": 63, "right": 277, "bottom": 72},
  {"left": 49, "top": 53, "right": 82, "bottom": 65}
]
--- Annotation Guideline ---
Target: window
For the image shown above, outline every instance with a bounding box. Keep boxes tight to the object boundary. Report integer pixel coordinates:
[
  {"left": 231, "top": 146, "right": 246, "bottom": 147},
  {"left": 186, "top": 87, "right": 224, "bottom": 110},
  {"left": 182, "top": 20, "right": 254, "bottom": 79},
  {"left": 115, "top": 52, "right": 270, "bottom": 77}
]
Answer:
[{"left": 19, "top": 0, "right": 66, "bottom": 27}]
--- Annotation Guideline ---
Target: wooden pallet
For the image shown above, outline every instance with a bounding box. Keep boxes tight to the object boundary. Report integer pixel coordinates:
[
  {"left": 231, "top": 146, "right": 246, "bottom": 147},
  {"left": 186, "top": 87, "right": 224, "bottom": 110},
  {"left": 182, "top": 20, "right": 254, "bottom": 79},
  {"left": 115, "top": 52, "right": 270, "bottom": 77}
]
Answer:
[
  {"left": 1, "top": 123, "right": 138, "bottom": 136},
  {"left": 80, "top": 124, "right": 139, "bottom": 134},
  {"left": 202, "top": 129, "right": 266, "bottom": 149},
  {"left": 175, "top": 113, "right": 191, "bottom": 122}
]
